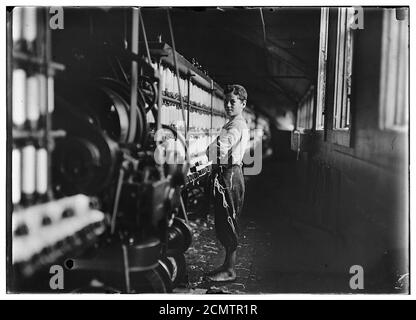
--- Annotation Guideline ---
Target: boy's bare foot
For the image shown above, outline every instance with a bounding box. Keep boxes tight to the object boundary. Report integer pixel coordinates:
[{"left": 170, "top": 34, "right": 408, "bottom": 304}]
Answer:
[{"left": 206, "top": 269, "right": 236, "bottom": 282}]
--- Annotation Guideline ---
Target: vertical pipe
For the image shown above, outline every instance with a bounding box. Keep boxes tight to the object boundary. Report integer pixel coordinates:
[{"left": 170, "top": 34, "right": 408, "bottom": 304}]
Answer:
[
  {"left": 128, "top": 7, "right": 139, "bottom": 143},
  {"left": 122, "top": 244, "right": 131, "bottom": 293}
]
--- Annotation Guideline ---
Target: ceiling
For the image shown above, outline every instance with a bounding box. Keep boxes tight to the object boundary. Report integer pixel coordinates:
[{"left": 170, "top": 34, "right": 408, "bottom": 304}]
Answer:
[
  {"left": 53, "top": 7, "right": 321, "bottom": 122},
  {"left": 142, "top": 7, "right": 321, "bottom": 119}
]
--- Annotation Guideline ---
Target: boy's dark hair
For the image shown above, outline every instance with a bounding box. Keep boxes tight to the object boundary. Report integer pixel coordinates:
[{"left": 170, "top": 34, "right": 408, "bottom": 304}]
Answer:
[{"left": 224, "top": 84, "right": 248, "bottom": 102}]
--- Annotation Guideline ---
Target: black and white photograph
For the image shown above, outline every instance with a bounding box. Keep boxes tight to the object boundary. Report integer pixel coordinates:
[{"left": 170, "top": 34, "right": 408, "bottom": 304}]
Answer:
[{"left": 4, "top": 4, "right": 410, "bottom": 298}]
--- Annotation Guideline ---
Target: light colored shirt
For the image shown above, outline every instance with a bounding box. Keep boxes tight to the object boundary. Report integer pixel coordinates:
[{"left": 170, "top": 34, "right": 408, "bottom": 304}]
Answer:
[{"left": 207, "top": 114, "right": 249, "bottom": 165}]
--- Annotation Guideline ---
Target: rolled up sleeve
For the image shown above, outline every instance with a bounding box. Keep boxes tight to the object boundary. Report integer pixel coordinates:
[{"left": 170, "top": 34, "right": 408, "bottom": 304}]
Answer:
[
  {"left": 206, "top": 127, "right": 241, "bottom": 162},
  {"left": 218, "top": 127, "right": 240, "bottom": 158}
]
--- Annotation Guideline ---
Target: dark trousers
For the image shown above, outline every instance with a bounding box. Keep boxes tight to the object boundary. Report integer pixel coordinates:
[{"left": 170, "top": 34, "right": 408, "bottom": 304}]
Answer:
[{"left": 210, "top": 165, "right": 245, "bottom": 251}]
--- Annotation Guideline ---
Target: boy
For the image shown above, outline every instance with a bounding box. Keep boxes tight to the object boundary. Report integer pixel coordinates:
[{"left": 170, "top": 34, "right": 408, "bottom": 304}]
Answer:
[{"left": 205, "top": 84, "right": 249, "bottom": 282}]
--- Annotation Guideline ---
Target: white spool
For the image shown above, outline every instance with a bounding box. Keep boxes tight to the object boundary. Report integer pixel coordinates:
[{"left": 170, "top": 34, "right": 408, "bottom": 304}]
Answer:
[
  {"left": 172, "top": 70, "right": 175, "bottom": 94},
  {"left": 172, "top": 106, "right": 176, "bottom": 125},
  {"left": 189, "top": 82, "right": 193, "bottom": 104},
  {"left": 12, "top": 7, "right": 24, "bottom": 42},
  {"left": 22, "top": 7, "right": 37, "bottom": 43},
  {"left": 22, "top": 144, "right": 36, "bottom": 195},
  {"left": 37, "top": 74, "right": 47, "bottom": 115},
  {"left": 26, "top": 74, "right": 40, "bottom": 123},
  {"left": 168, "top": 105, "right": 173, "bottom": 125},
  {"left": 159, "top": 104, "right": 164, "bottom": 125},
  {"left": 48, "top": 77, "right": 55, "bottom": 113},
  {"left": 163, "top": 67, "right": 167, "bottom": 92},
  {"left": 12, "top": 69, "right": 26, "bottom": 127},
  {"left": 173, "top": 74, "right": 177, "bottom": 96},
  {"left": 12, "top": 149, "right": 22, "bottom": 205},
  {"left": 36, "top": 148, "right": 48, "bottom": 195},
  {"left": 166, "top": 69, "right": 171, "bottom": 93}
]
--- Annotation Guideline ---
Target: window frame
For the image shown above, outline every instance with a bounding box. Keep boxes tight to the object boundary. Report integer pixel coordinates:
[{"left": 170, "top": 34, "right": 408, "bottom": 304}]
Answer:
[
  {"left": 325, "top": 7, "right": 356, "bottom": 148},
  {"left": 316, "top": 7, "right": 330, "bottom": 131},
  {"left": 333, "top": 7, "right": 355, "bottom": 132},
  {"left": 378, "top": 8, "right": 409, "bottom": 132}
]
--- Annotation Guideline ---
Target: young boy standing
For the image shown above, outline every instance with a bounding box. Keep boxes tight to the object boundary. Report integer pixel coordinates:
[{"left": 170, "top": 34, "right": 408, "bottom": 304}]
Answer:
[{"left": 205, "top": 84, "right": 249, "bottom": 282}]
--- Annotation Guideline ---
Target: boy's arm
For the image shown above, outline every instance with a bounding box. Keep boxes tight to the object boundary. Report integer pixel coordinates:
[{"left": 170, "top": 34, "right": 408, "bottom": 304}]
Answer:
[{"left": 206, "top": 127, "right": 241, "bottom": 161}]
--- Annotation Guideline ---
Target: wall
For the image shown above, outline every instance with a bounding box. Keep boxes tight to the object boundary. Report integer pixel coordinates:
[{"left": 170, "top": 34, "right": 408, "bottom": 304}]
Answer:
[{"left": 293, "top": 8, "right": 408, "bottom": 290}]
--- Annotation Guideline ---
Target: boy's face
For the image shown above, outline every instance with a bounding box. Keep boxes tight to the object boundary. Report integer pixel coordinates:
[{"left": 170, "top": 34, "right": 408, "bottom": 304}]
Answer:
[{"left": 224, "top": 92, "right": 246, "bottom": 118}]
